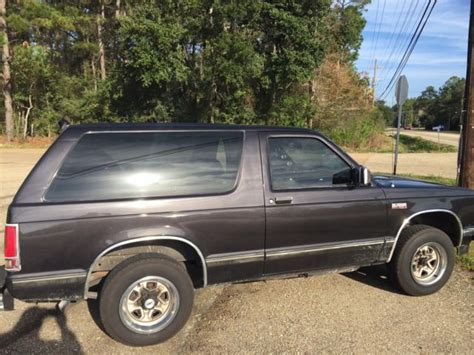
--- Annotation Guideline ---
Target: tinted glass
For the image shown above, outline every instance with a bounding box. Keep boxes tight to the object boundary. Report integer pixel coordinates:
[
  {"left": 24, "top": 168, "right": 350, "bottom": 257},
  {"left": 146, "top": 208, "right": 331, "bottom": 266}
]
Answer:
[
  {"left": 268, "top": 137, "right": 350, "bottom": 190},
  {"left": 45, "top": 131, "right": 244, "bottom": 202}
]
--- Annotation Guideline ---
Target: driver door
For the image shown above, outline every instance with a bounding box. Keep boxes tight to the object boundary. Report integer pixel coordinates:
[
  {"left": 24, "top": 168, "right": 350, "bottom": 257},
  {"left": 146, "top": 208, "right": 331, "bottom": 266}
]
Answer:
[{"left": 259, "top": 132, "right": 388, "bottom": 275}]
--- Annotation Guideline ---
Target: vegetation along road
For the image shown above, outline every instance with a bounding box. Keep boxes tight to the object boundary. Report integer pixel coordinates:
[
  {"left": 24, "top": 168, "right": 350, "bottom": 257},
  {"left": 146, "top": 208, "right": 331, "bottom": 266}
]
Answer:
[
  {"left": 0, "top": 148, "right": 472, "bottom": 353},
  {"left": 387, "top": 129, "right": 460, "bottom": 148}
]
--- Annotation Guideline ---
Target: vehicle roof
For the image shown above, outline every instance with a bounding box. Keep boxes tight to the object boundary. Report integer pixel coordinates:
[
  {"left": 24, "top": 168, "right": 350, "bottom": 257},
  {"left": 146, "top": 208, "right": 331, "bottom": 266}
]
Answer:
[{"left": 61, "top": 122, "right": 319, "bottom": 139}]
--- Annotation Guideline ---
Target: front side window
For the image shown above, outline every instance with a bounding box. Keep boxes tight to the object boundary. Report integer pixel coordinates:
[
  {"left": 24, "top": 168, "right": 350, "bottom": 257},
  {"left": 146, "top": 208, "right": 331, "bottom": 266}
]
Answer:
[
  {"left": 45, "top": 131, "right": 244, "bottom": 202},
  {"left": 268, "top": 137, "right": 350, "bottom": 190}
]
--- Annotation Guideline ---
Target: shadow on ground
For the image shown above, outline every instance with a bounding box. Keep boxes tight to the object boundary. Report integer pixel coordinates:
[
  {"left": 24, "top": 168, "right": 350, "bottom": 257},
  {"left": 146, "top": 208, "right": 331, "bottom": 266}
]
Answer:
[
  {"left": 0, "top": 307, "right": 83, "bottom": 353},
  {"left": 344, "top": 264, "right": 404, "bottom": 294}
]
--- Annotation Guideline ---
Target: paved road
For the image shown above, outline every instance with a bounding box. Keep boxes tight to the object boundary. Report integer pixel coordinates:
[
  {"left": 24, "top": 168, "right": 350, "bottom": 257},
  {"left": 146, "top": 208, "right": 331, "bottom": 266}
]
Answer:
[
  {"left": 387, "top": 129, "right": 460, "bottom": 147},
  {"left": 0, "top": 148, "right": 472, "bottom": 353}
]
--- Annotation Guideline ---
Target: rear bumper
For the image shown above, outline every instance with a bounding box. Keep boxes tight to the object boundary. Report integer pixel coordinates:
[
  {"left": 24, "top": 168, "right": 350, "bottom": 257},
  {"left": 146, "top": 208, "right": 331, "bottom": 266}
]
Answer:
[
  {"left": 0, "top": 268, "right": 86, "bottom": 308},
  {"left": 7, "top": 269, "right": 87, "bottom": 302},
  {"left": 0, "top": 266, "right": 14, "bottom": 311}
]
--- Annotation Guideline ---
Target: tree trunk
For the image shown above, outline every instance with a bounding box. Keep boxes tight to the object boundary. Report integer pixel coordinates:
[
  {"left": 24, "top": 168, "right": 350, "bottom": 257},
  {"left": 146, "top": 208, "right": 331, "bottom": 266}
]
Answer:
[
  {"left": 115, "top": 0, "right": 121, "bottom": 18},
  {"left": 97, "top": 3, "right": 106, "bottom": 80},
  {"left": 0, "top": 0, "right": 14, "bottom": 141},
  {"left": 22, "top": 94, "right": 32, "bottom": 139},
  {"left": 91, "top": 57, "right": 98, "bottom": 91}
]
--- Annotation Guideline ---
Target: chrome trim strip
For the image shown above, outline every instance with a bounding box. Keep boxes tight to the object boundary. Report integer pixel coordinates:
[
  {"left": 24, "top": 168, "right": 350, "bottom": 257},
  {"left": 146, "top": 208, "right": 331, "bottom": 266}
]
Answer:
[
  {"left": 266, "top": 238, "right": 386, "bottom": 259},
  {"left": 4, "top": 223, "right": 21, "bottom": 272},
  {"left": 10, "top": 270, "right": 86, "bottom": 284},
  {"left": 462, "top": 227, "right": 474, "bottom": 237},
  {"left": 206, "top": 250, "right": 264, "bottom": 264},
  {"left": 386, "top": 209, "right": 463, "bottom": 263},
  {"left": 84, "top": 236, "right": 207, "bottom": 299}
]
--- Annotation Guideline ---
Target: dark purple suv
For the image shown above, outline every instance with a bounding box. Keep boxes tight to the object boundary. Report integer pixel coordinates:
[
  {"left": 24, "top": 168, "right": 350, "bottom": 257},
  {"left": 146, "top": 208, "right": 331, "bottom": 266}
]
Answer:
[{"left": 1, "top": 123, "right": 472, "bottom": 346}]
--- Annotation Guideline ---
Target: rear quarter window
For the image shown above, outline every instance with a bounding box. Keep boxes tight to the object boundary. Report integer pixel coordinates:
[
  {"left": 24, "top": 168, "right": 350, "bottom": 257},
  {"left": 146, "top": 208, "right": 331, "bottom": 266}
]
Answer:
[{"left": 45, "top": 131, "right": 244, "bottom": 202}]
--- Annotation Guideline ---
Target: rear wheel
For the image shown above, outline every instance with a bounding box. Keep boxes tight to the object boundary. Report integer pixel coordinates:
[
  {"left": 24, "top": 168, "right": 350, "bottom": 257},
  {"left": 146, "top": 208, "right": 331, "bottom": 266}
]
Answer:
[
  {"left": 97, "top": 254, "right": 194, "bottom": 346},
  {"left": 388, "top": 225, "right": 455, "bottom": 296}
]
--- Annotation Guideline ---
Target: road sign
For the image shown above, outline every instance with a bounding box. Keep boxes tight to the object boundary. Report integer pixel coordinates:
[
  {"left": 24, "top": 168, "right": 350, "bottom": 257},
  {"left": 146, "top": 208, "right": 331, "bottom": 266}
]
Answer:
[
  {"left": 394, "top": 75, "right": 409, "bottom": 175},
  {"left": 396, "top": 75, "right": 408, "bottom": 106}
]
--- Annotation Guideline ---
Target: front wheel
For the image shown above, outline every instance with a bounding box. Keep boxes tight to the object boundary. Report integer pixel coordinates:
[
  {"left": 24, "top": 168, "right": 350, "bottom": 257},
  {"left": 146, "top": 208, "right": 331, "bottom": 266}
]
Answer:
[
  {"left": 97, "top": 254, "right": 194, "bottom": 346},
  {"left": 388, "top": 224, "right": 455, "bottom": 296}
]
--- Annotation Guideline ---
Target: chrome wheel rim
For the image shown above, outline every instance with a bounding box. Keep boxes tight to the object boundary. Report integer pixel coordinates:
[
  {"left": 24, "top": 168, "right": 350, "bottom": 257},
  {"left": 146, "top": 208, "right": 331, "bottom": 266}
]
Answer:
[
  {"left": 410, "top": 242, "right": 447, "bottom": 286},
  {"left": 119, "top": 276, "right": 179, "bottom": 334}
]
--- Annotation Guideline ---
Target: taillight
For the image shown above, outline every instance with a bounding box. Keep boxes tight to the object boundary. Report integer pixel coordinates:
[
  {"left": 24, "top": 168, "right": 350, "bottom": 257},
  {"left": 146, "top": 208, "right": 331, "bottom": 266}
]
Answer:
[{"left": 4, "top": 224, "right": 21, "bottom": 271}]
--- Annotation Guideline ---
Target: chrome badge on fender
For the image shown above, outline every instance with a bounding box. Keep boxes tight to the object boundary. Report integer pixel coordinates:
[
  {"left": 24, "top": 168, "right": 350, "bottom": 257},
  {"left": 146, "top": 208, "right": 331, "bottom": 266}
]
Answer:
[{"left": 392, "top": 202, "right": 408, "bottom": 209}]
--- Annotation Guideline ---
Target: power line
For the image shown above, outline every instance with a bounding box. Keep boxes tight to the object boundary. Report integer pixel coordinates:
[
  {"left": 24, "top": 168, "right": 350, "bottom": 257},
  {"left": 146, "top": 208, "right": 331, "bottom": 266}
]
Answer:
[
  {"left": 366, "top": 0, "right": 381, "bottom": 73},
  {"left": 378, "top": 0, "right": 420, "bottom": 81},
  {"left": 369, "top": 0, "right": 387, "bottom": 73},
  {"left": 379, "top": 0, "right": 436, "bottom": 99},
  {"left": 378, "top": 0, "right": 407, "bottom": 67},
  {"left": 378, "top": 0, "right": 437, "bottom": 100},
  {"left": 379, "top": 0, "right": 424, "bottom": 84}
]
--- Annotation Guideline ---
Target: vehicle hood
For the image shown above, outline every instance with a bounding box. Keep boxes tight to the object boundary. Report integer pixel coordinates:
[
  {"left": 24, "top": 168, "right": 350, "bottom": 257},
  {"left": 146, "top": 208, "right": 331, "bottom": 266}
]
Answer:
[
  {"left": 372, "top": 174, "right": 474, "bottom": 196},
  {"left": 372, "top": 175, "right": 448, "bottom": 189},
  {"left": 372, "top": 174, "right": 474, "bottom": 201}
]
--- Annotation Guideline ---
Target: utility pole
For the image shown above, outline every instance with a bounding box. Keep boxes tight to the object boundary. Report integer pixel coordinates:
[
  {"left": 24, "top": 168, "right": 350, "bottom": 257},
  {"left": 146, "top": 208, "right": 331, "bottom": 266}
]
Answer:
[
  {"left": 394, "top": 75, "right": 408, "bottom": 175},
  {"left": 459, "top": 2, "right": 474, "bottom": 188},
  {"left": 371, "top": 59, "right": 380, "bottom": 106}
]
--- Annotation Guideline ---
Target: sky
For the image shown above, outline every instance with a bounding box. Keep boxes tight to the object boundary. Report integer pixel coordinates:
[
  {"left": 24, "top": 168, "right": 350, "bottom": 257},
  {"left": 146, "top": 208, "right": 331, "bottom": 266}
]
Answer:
[{"left": 356, "top": 0, "right": 470, "bottom": 104}]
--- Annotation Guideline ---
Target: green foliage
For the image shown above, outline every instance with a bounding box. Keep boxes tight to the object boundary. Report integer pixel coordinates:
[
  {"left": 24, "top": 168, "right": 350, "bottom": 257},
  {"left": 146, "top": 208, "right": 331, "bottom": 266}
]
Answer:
[
  {"left": 381, "top": 77, "right": 466, "bottom": 131},
  {"left": 457, "top": 243, "right": 474, "bottom": 271},
  {"left": 395, "top": 134, "right": 457, "bottom": 153},
  {"left": 329, "top": 110, "right": 384, "bottom": 148},
  {"left": 435, "top": 76, "right": 465, "bottom": 130},
  {"left": 330, "top": 0, "right": 369, "bottom": 62},
  {"left": 2, "top": 0, "right": 380, "bottom": 148},
  {"left": 312, "top": 54, "right": 384, "bottom": 149},
  {"left": 375, "top": 100, "right": 394, "bottom": 125}
]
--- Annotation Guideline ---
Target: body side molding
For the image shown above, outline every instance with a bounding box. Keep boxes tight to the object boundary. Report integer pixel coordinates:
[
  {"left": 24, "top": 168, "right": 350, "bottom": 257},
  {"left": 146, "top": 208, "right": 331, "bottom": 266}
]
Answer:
[
  {"left": 83, "top": 236, "right": 208, "bottom": 298},
  {"left": 386, "top": 209, "right": 463, "bottom": 263},
  {"left": 10, "top": 269, "right": 86, "bottom": 284},
  {"left": 206, "top": 238, "right": 390, "bottom": 265},
  {"left": 266, "top": 238, "right": 387, "bottom": 259},
  {"left": 206, "top": 249, "right": 265, "bottom": 265}
]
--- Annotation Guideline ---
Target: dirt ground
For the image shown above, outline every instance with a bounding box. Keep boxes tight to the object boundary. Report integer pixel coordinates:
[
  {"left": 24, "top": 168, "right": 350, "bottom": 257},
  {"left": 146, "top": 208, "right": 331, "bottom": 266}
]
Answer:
[
  {"left": 0, "top": 148, "right": 472, "bottom": 353},
  {"left": 351, "top": 152, "right": 458, "bottom": 179}
]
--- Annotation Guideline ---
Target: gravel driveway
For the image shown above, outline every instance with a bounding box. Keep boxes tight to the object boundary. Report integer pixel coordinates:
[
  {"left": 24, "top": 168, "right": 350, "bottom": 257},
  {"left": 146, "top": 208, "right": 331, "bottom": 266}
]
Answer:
[
  {"left": 0, "top": 148, "right": 472, "bottom": 353},
  {"left": 0, "top": 267, "right": 472, "bottom": 353}
]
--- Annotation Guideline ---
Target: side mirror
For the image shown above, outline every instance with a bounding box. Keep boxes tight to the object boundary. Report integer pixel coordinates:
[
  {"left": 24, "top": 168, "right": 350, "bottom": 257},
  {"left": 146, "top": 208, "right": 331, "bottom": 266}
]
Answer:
[
  {"left": 354, "top": 166, "right": 371, "bottom": 186},
  {"left": 332, "top": 166, "right": 371, "bottom": 187}
]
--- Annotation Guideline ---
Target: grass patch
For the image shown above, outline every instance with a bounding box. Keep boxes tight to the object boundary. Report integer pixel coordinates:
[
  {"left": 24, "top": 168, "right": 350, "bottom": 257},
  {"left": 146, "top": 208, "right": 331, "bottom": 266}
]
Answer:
[
  {"left": 458, "top": 242, "right": 474, "bottom": 271},
  {"left": 396, "top": 134, "right": 457, "bottom": 153},
  {"left": 348, "top": 133, "right": 457, "bottom": 153}
]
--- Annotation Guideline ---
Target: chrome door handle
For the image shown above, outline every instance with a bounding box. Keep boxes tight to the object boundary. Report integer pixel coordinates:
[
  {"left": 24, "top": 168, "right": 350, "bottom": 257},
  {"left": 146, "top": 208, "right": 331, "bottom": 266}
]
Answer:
[{"left": 274, "top": 196, "right": 293, "bottom": 204}]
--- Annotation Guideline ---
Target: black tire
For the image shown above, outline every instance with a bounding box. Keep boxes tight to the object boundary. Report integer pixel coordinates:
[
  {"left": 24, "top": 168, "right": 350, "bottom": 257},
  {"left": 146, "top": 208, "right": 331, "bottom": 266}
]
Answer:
[
  {"left": 97, "top": 253, "right": 194, "bottom": 346},
  {"left": 388, "top": 224, "right": 455, "bottom": 296}
]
